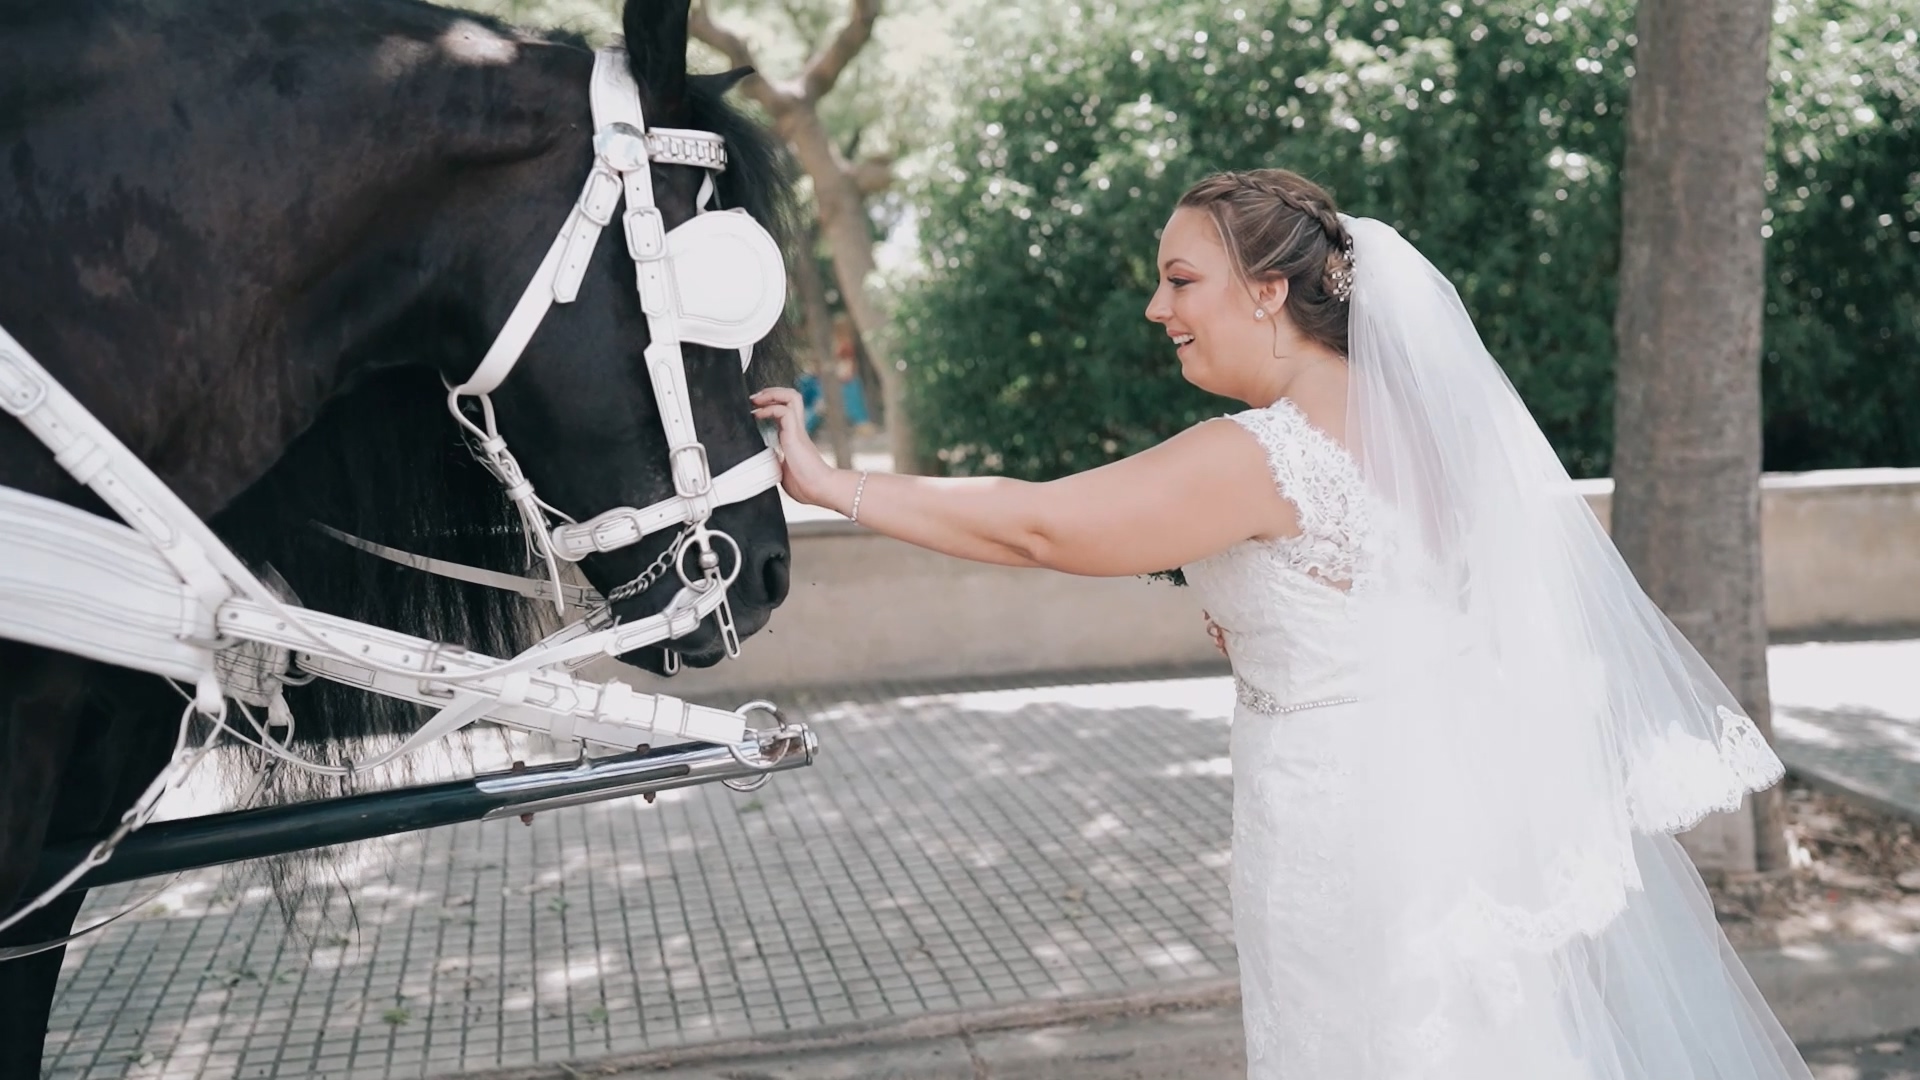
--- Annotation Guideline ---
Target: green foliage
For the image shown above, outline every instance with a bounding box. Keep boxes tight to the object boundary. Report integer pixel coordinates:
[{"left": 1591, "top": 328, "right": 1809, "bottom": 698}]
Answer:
[
  {"left": 899, "top": 0, "right": 1920, "bottom": 480},
  {"left": 1761, "top": 3, "right": 1920, "bottom": 470}
]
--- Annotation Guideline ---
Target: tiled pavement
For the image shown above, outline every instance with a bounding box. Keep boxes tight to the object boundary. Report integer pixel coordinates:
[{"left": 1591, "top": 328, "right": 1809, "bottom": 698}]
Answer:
[
  {"left": 42, "top": 641, "right": 1920, "bottom": 1080},
  {"left": 1769, "top": 638, "right": 1920, "bottom": 826}
]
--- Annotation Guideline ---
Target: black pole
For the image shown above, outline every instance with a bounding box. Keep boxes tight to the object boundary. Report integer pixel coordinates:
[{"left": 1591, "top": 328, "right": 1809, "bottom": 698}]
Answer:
[{"left": 25, "top": 729, "right": 814, "bottom": 898}]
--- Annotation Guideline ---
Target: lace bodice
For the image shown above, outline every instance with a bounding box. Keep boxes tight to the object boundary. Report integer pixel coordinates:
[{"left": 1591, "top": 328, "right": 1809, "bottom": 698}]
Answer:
[{"left": 1181, "top": 398, "right": 1377, "bottom": 708}]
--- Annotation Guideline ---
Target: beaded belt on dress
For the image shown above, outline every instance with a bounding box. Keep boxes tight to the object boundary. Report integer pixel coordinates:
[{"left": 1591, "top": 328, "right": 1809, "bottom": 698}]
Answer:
[{"left": 1234, "top": 675, "right": 1360, "bottom": 716}]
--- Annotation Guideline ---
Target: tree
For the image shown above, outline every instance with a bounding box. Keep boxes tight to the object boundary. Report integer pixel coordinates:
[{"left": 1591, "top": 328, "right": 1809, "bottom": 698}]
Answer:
[
  {"left": 690, "top": 0, "right": 924, "bottom": 472},
  {"left": 898, "top": 1, "right": 1651, "bottom": 481},
  {"left": 1612, "top": 0, "right": 1786, "bottom": 873},
  {"left": 900, "top": 0, "right": 1917, "bottom": 486},
  {"left": 791, "top": 225, "right": 855, "bottom": 468}
]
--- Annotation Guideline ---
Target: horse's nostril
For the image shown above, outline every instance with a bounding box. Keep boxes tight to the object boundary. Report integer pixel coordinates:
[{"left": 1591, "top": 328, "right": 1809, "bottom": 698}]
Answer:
[{"left": 760, "top": 548, "right": 790, "bottom": 606}]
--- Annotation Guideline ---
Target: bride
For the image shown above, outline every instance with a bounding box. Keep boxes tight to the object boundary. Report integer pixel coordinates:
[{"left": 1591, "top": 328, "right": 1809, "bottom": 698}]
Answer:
[{"left": 750, "top": 169, "right": 1812, "bottom": 1079}]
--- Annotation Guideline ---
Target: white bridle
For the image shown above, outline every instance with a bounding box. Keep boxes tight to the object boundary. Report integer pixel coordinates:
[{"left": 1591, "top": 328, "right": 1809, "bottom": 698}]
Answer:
[
  {"left": 0, "top": 46, "right": 806, "bottom": 939},
  {"left": 428, "top": 46, "right": 789, "bottom": 668}
]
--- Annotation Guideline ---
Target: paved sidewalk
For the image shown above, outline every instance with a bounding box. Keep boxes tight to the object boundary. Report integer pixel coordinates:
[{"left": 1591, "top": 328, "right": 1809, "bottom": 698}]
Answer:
[
  {"left": 42, "top": 641, "right": 1920, "bottom": 1080},
  {"left": 1769, "top": 639, "right": 1920, "bottom": 824},
  {"left": 597, "top": 1011, "right": 1920, "bottom": 1080}
]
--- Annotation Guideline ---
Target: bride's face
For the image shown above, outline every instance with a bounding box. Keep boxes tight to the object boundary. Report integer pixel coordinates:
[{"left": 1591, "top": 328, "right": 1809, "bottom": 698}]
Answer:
[{"left": 1144, "top": 207, "right": 1282, "bottom": 398}]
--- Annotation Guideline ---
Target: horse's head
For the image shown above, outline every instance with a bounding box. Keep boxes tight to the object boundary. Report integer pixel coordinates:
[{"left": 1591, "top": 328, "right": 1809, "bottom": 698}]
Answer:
[{"left": 441, "top": 0, "right": 795, "bottom": 674}]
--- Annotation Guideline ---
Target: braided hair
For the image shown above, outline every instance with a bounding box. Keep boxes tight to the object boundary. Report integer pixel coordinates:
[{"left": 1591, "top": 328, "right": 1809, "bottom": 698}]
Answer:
[{"left": 1177, "top": 169, "right": 1354, "bottom": 357}]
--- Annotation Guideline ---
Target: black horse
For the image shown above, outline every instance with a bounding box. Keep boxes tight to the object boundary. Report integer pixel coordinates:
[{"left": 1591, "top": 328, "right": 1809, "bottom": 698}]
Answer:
[{"left": 0, "top": 0, "right": 798, "bottom": 1069}]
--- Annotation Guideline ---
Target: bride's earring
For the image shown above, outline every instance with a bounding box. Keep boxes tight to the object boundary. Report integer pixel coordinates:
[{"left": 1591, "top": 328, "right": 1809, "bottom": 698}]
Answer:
[{"left": 1254, "top": 307, "right": 1267, "bottom": 320}]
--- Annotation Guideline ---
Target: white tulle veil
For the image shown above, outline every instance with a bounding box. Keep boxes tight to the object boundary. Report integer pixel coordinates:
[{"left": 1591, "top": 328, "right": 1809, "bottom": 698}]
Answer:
[{"left": 1331, "top": 214, "right": 1790, "bottom": 1041}]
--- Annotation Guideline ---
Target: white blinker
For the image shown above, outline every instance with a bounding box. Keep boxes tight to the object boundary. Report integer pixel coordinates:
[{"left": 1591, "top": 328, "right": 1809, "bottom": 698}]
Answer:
[{"left": 667, "top": 209, "right": 787, "bottom": 352}]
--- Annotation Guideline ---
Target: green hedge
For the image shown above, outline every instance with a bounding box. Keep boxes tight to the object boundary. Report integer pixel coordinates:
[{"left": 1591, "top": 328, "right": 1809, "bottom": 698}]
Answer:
[{"left": 898, "top": 0, "right": 1920, "bottom": 481}]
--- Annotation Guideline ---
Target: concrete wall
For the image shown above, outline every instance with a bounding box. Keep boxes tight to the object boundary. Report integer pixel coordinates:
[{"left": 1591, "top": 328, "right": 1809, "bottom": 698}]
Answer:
[
  {"left": 1578, "top": 468, "right": 1920, "bottom": 636},
  {"left": 623, "top": 467, "right": 1920, "bottom": 698},
  {"left": 623, "top": 523, "right": 1223, "bottom": 698}
]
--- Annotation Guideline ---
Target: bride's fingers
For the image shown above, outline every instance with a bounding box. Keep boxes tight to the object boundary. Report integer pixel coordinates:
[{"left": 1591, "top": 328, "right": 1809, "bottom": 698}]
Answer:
[
  {"left": 750, "top": 387, "right": 803, "bottom": 413},
  {"left": 749, "top": 392, "right": 824, "bottom": 481},
  {"left": 1200, "top": 613, "right": 1228, "bottom": 655}
]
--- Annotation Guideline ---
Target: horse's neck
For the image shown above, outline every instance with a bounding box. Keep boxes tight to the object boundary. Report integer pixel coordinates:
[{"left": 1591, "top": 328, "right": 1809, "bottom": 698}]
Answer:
[{"left": 0, "top": 3, "right": 585, "bottom": 515}]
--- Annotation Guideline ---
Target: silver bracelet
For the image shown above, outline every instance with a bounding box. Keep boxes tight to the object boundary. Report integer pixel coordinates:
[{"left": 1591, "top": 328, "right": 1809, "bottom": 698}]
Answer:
[{"left": 850, "top": 470, "right": 869, "bottom": 523}]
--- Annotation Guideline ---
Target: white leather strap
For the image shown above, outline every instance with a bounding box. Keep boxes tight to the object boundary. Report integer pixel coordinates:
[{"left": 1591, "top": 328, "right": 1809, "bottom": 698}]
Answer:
[
  {"left": 0, "top": 331, "right": 240, "bottom": 613},
  {"left": 0, "top": 479, "right": 748, "bottom": 746},
  {"left": 551, "top": 448, "right": 780, "bottom": 561},
  {"left": 455, "top": 228, "right": 572, "bottom": 398},
  {"left": 464, "top": 578, "right": 729, "bottom": 679},
  {"left": 217, "top": 598, "right": 745, "bottom": 745},
  {"left": 0, "top": 481, "right": 216, "bottom": 684},
  {"left": 590, "top": 47, "right": 647, "bottom": 137}
]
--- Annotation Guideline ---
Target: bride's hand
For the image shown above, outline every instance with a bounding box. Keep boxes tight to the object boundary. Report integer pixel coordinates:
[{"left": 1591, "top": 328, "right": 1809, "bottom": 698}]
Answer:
[
  {"left": 750, "top": 387, "right": 842, "bottom": 510},
  {"left": 1203, "top": 611, "right": 1229, "bottom": 658}
]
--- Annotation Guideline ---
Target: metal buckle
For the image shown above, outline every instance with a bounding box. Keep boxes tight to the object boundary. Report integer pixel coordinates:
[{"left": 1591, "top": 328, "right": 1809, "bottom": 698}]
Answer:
[
  {"left": 625, "top": 207, "right": 666, "bottom": 262},
  {"left": 669, "top": 443, "right": 713, "bottom": 499},
  {"left": 578, "top": 167, "right": 622, "bottom": 227}
]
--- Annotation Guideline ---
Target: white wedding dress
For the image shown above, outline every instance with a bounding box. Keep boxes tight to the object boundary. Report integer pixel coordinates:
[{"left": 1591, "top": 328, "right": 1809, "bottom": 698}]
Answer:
[{"left": 1182, "top": 397, "right": 1815, "bottom": 1080}]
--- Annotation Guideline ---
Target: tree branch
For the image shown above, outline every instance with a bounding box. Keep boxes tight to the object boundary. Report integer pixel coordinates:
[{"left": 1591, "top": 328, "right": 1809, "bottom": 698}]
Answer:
[
  {"left": 800, "top": 0, "right": 881, "bottom": 104},
  {"left": 774, "top": 0, "right": 825, "bottom": 44},
  {"left": 688, "top": 2, "right": 797, "bottom": 115},
  {"left": 850, "top": 154, "right": 894, "bottom": 196}
]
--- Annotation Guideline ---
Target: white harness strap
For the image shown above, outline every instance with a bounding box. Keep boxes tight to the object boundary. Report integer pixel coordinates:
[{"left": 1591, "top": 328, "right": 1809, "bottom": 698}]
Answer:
[
  {"left": 0, "top": 478, "right": 217, "bottom": 685},
  {"left": 2, "top": 326, "right": 250, "bottom": 711},
  {"left": 551, "top": 449, "right": 781, "bottom": 560}
]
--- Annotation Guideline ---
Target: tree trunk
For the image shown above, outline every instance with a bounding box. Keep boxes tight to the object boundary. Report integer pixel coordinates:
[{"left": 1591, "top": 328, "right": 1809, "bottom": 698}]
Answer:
[
  {"left": 1612, "top": 0, "right": 1785, "bottom": 873},
  {"left": 778, "top": 108, "right": 919, "bottom": 473},
  {"left": 790, "top": 227, "right": 853, "bottom": 469},
  {"left": 688, "top": 1, "right": 912, "bottom": 470}
]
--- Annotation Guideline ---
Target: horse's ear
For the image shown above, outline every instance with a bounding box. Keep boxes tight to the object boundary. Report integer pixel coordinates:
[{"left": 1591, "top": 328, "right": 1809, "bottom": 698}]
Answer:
[
  {"left": 689, "top": 66, "right": 754, "bottom": 98},
  {"left": 621, "top": 0, "right": 692, "bottom": 121}
]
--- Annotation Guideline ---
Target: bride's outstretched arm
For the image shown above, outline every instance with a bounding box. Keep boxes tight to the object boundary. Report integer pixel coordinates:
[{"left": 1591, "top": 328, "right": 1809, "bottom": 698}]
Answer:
[{"left": 750, "top": 387, "right": 1295, "bottom": 576}]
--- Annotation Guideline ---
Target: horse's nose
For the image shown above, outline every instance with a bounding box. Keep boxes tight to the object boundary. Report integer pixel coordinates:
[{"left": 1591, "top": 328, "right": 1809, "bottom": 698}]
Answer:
[{"left": 752, "top": 545, "right": 790, "bottom": 607}]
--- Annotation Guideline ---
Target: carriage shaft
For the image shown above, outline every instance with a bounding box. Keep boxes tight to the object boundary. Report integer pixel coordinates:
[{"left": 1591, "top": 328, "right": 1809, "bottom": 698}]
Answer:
[{"left": 25, "top": 729, "right": 814, "bottom": 898}]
